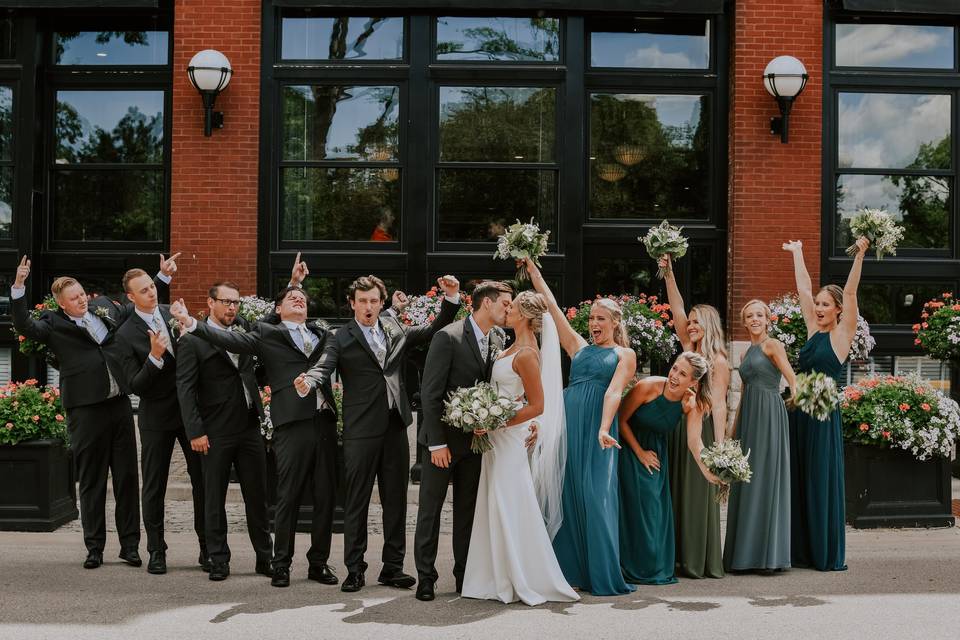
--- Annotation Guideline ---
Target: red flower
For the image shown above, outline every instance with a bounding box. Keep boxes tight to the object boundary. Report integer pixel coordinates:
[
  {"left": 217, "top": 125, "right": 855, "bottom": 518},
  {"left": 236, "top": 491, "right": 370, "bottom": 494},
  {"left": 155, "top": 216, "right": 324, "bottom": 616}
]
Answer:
[
  {"left": 914, "top": 338, "right": 922, "bottom": 345},
  {"left": 771, "top": 315, "right": 779, "bottom": 322},
  {"left": 18, "top": 335, "right": 25, "bottom": 342},
  {"left": 858, "top": 423, "right": 869, "bottom": 432},
  {"left": 783, "top": 318, "right": 791, "bottom": 324},
  {"left": 952, "top": 305, "right": 960, "bottom": 312},
  {"left": 912, "top": 324, "right": 921, "bottom": 332},
  {"left": 921, "top": 322, "right": 929, "bottom": 329},
  {"left": 942, "top": 293, "right": 952, "bottom": 299},
  {"left": 881, "top": 431, "right": 891, "bottom": 439}
]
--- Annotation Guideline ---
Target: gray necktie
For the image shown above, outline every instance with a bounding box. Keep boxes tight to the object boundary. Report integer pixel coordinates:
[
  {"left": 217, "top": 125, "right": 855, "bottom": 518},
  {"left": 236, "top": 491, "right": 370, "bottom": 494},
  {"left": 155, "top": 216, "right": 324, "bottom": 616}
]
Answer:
[
  {"left": 479, "top": 334, "right": 489, "bottom": 363},
  {"left": 298, "top": 325, "right": 314, "bottom": 356},
  {"left": 153, "top": 313, "right": 175, "bottom": 358},
  {"left": 370, "top": 327, "right": 386, "bottom": 367}
]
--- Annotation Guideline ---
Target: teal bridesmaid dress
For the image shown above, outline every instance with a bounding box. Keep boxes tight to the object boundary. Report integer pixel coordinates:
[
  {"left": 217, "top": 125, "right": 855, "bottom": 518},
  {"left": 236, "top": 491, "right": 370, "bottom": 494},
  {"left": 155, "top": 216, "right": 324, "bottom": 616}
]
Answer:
[
  {"left": 552, "top": 345, "right": 635, "bottom": 596},
  {"left": 619, "top": 385, "right": 683, "bottom": 585},
  {"left": 790, "top": 331, "right": 847, "bottom": 571}
]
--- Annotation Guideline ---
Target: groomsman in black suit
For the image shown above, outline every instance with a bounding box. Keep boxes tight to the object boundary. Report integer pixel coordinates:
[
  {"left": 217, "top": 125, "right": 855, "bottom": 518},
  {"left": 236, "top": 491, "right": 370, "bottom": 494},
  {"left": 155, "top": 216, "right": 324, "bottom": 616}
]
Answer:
[
  {"left": 176, "top": 281, "right": 273, "bottom": 581},
  {"left": 295, "top": 275, "right": 461, "bottom": 594},
  {"left": 9, "top": 254, "right": 177, "bottom": 569},
  {"left": 169, "top": 263, "right": 339, "bottom": 588},
  {"left": 116, "top": 265, "right": 205, "bottom": 575}
]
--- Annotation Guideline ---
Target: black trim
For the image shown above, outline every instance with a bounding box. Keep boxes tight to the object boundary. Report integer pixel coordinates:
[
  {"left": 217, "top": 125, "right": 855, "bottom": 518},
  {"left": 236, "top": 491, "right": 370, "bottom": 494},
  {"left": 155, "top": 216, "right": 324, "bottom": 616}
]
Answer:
[
  {"left": 0, "top": 1, "right": 157, "bottom": 6},
  {"left": 271, "top": 1, "right": 725, "bottom": 14},
  {"left": 839, "top": 0, "right": 960, "bottom": 16}
]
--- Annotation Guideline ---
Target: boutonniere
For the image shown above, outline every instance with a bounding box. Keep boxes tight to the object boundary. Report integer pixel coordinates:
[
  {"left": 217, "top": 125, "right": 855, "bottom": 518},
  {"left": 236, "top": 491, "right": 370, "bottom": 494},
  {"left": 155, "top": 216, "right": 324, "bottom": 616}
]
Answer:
[
  {"left": 383, "top": 321, "right": 400, "bottom": 342},
  {"left": 228, "top": 324, "right": 247, "bottom": 334},
  {"left": 489, "top": 327, "right": 506, "bottom": 360},
  {"left": 313, "top": 319, "right": 330, "bottom": 332},
  {"left": 168, "top": 317, "right": 181, "bottom": 338},
  {"left": 94, "top": 307, "right": 111, "bottom": 320}
]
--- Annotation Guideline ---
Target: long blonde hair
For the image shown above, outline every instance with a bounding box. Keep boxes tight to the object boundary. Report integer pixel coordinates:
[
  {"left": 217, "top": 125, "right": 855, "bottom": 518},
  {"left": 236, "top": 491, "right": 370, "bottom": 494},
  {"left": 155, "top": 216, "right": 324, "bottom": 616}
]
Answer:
[
  {"left": 689, "top": 304, "right": 727, "bottom": 363},
  {"left": 678, "top": 351, "right": 712, "bottom": 411},
  {"left": 592, "top": 298, "right": 630, "bottom": 348}
]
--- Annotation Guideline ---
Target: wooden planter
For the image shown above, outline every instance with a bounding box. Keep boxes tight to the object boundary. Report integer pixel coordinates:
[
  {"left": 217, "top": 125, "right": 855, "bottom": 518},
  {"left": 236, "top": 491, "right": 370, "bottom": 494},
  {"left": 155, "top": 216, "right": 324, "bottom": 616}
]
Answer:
[
  {"left": 844, "top": 443, "right": 954, "bottom": 529},
  {"left": 0, "top": 439, "right": 78, "bottom": 531}
]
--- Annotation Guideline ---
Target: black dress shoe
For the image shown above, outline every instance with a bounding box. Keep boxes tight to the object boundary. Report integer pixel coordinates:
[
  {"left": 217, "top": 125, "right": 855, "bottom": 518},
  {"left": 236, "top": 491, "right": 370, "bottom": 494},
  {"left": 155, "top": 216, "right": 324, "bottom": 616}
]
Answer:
[
  {"left": 415, "top": 579, "right": 435, "bottom": 602},
  {"left": 199, "top": 546, "right": 211, "bottom": 572},
  {"left": 341, "top": 572, "right": 365, "bottom": 593},
  {"left": 378, "top": 570, "right": 416, "bottom": 589},
  {"left": 271, "top": 567, "right": 290, "bottom": 588},
  {"left": 209, "top": 561, "right": 230, "bottom": 581},
  {"left": 308, "top": 564, "right": 339, "bottom": 585},
  {"left": 118, "top": 549, "right": 142, "bottom": 567},
  {"left": 255, "top": 559, "right": 274, "bottom": 577},
  {"left": 83, "top": 551, "right": 103, "bottom": 569},
  {"left": 147, "top": 550, "right": 167, "bottom": 575}
]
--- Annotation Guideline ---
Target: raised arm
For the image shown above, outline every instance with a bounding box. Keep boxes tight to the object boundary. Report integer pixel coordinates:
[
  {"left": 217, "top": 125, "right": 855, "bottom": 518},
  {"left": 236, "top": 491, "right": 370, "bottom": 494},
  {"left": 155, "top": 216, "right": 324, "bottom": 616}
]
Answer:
[
  {"left": 684, "top": 396, "right": 720, "bottom": 485},
  {"left": 524, "top": 258, "right": 588, "bottom": 357},
  {"left": 598, "top": 347, "right": 637, "bottom": 449},
  {"left": 10, "top": 256, "right": 52, "bottom": 343},
  {"left": 709, "top": 356, "right": 729, "bottom": 443},
  {"left": 170, "top": 299, "right": 262, "bottom": 356},
  {"left": 832, "top": 237, "right": 868, "bottom": 362},
  {"left": 114, "top": 252, "right": 180, "bottom": 322},
  {"left": 659, "top": 255, "right": 692, "bottom": 351},
  {"left": 783, "top": 240, "right": 816, "bottom": 336},
  {"left": 403, "top": 276, "right": 461, "bottom": 347}
]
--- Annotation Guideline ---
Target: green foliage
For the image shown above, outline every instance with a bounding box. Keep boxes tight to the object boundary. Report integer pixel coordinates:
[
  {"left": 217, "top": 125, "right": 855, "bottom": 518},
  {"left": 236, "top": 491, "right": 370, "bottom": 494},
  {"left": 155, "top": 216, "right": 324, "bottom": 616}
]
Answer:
[
  {"left": 0, "top": 381, "right": 68, "bottom": 446},
  {"left": 913, "top": 293, "right": 960, "bottom": 362},
  {"left": 11, "top": 295, "right": 59, "bottom": 364}
]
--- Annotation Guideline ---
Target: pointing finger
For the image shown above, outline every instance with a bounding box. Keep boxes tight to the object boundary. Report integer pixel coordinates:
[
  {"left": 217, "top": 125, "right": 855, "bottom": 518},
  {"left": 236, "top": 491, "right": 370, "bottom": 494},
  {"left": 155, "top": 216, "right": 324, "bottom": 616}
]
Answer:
[{"left": 168, "top": 252, "right": 182, "bottom": 262}]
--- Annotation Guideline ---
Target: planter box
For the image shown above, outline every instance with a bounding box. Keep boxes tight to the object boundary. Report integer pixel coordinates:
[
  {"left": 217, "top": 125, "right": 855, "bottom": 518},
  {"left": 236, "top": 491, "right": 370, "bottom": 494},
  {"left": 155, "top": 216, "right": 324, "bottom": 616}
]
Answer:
[
  {"left": 0, "top": 439, "right": 78, "bottom": 531},
  {"left": 844, "top": 443, "right": 954, "bottom": 529}
]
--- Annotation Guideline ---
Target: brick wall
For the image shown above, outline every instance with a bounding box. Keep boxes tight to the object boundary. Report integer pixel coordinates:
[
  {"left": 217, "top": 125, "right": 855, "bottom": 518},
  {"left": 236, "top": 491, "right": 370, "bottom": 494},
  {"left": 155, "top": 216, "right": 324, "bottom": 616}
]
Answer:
[
  {"left": 728, "top": 0, "right": 823, "bottom": 340},
  {"left": 170, "top": 0, "right": 261, "bottom": 312}
]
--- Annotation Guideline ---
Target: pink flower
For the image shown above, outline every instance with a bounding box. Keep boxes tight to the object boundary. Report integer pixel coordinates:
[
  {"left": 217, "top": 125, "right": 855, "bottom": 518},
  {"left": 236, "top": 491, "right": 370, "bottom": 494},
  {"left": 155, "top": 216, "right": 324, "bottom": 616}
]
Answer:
[
  {"left": 921, "top": 403, "right": 931, "bottom": 412},
  {"left": 55, "top": 414, "right": 64, "bottom": 422},
  {"left": 881, "top": 431, "right": 891, "bottom": 439},
  {"left": 899, "top": 403, "right": 910, "bottom": 412},
  {"left": 31, "top": 415, "right": 39, "bottom": 422},
  {"left": 4, "top": 423, "right": 12, "bottom": 430},
  {"left": 858, "top": 423, "right": 869, "bottom": 432}
]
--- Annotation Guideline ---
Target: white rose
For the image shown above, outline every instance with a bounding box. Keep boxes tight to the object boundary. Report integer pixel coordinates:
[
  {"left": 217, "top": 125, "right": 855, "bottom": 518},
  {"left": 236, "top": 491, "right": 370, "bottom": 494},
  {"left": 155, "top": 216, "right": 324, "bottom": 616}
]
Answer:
[
  {"left": 450, "top": 409, "right": 462, "bottom": 421},
  {"left": 472, "top": 400, "right": 481, "bottom": 410},
  {"left": 450, "top": 397, "right": 460, "bottom": 407},
  {"left": 489, "top": 405, "right": 503, "bottom": 417},
  {"left": 463, "top": 414, "right": 475, "bottom": 425},
  {"left": 477, "top": 408, "right": 489, "bottom": 420}
]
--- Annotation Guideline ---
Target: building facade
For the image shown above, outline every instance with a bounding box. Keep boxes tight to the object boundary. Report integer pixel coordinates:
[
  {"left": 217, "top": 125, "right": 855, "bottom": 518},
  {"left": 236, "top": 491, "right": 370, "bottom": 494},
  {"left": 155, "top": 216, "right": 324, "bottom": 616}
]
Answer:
[{"left": 0, "top": 0, "right": 957, "bottom": 385}]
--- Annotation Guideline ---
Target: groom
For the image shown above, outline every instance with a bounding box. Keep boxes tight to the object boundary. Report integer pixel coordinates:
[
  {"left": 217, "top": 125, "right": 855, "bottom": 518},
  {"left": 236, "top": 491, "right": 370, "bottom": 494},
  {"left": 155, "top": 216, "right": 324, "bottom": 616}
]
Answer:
[{"left": 413, "top": 280, "right": 536, "bottom": 601}]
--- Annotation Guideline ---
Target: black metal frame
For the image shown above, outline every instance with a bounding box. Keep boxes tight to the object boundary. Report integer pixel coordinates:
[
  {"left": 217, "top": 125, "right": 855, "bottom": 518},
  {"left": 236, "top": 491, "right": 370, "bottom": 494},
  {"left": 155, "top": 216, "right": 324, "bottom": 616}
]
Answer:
[{"left": 823, "top": 8, "right": 960, "bottom": 353}]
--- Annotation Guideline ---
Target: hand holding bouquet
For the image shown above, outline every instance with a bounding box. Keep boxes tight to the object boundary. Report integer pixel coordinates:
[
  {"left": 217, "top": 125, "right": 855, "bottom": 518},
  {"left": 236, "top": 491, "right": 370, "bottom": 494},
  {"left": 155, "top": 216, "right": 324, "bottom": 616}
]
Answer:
[
  {"left": 493, "top": 219, "right": 550, "bottom": 282},
  {"left": 845, "top": 208, "right": 904, "bottom": 260},
  {"left": 700, "top": 439, "right": 752, "bottom": 503},
  {"left": 640, "top": 220, "right": 688, "bottom": 279},
  {"left": 442, "top": 382, "right": 523, "bottom": 453},
  {"left": 789, "top": 372, "right": 842, "bottom": 421}
]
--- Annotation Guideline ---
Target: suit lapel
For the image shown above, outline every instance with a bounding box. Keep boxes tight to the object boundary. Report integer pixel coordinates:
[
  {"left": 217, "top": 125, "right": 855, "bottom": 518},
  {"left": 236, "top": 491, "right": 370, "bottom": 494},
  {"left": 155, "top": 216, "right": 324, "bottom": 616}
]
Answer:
[
  {"left": 59, "top": 310, "right": 99, "bottom": 345},
  {"left": 464, "top": 319, "right": 485, "bottom": 373},
  {"left": 347, "top": 321, "right": 382, "bottom": 369},
  {"left": 275, "top": 322, "right": 304, "bottom": 356}
]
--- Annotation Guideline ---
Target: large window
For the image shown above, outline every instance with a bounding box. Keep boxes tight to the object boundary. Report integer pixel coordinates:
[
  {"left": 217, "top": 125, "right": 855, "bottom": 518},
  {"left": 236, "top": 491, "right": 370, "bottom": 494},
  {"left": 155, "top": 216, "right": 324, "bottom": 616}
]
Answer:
[{"left": 0, "top": 85, "right": 12, "bottom": 240}]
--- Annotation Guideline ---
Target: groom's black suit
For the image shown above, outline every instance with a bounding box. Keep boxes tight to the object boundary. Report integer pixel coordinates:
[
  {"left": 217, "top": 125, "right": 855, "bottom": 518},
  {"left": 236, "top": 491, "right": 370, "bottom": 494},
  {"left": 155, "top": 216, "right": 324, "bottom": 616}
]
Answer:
[{"left": 414, "top": 317, "right": 505, "bottom": 588}]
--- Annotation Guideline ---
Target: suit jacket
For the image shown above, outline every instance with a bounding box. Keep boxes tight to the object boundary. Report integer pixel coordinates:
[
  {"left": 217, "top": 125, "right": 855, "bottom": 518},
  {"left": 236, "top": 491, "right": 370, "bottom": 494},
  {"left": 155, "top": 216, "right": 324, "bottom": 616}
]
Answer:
[
  {"left": 189, "top": 317, "right": 336, "bottom": 429},
  {"left": 10, "top": 279, "right": 168, "bottom": 410},
  {"left": 303, "top": 298, "right": 460, "bottom": 440},
  {"left": 116, "top": 304, "right": 183, "bottom": 432},
  {"left": 418, "top": 318, "right": 506, "bottom": 455},
  {"left": 176, "top": 317, "right": 265, "bottom": 441}
]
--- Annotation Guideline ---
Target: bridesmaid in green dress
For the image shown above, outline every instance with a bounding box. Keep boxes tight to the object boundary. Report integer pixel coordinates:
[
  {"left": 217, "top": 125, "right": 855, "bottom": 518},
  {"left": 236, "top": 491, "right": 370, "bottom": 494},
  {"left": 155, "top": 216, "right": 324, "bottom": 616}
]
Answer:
[
  {"left": 783, "top": 236, "right": 869, "bottom": 571},
  {"left": 618, "top": 352, "right": 720, "bottom": 585},
  {"left": 660, "top": 256, "right": 728, "bottom": 579},
  {"left": 723, "top": 299, "right": 796, "bottom": 572}
]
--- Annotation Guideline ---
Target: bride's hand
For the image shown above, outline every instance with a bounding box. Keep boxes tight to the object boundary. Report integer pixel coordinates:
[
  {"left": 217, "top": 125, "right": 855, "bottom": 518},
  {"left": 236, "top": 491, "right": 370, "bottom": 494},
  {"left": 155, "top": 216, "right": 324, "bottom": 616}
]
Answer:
[
  {"left": 598, "top": 430, "right": 621, "bottom": 450},
  {"left": 525, "top": 421, "right": 539, "bottom": 450}
]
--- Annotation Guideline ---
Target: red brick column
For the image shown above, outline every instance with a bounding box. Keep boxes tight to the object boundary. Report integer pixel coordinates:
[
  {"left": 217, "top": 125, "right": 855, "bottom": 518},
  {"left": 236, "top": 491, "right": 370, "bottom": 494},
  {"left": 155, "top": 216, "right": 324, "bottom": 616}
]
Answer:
[
  {"left": 170, "top": 0, "right": 261, "bottom": 311},
  {"left": 728, "top": 0, "right": 823, "bottom": 340}
]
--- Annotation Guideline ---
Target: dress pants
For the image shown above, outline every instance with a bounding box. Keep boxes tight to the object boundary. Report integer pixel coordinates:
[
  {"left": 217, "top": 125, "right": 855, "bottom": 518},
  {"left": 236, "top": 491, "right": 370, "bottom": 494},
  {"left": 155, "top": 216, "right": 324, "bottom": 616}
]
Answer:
[
  {"left": 414, "top": 444, "right": 481, "bottom": 584},
  {"left": 271, "top": 413, "right": 338, "bottom": 571},
  {"left": 343, "top": 410, "right": 409, "bottom": 575},
  {"left": 202, "top": 410, "right": 272, "bottom": 565},
  {"left": 139, "top": 421, "right": 205, "bottom": 553},
  {"left": 68, "top": 395, "right": 140, "bottom": 554}
]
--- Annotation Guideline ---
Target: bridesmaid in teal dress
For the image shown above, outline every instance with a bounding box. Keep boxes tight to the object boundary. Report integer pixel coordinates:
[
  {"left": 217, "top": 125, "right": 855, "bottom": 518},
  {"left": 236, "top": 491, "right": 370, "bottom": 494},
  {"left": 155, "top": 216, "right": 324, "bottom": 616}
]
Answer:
[
  {"left": 783, "top": 236, "right": 868, "bottom": 571},
  {"left": 723, "top": 300, "right": 796, "bottom": 572},
  {"left": 526, "top": 259, "right": 637, "bottom": 596},
  {"left": 618, "top": 352, "right": 720, "bottom": 585}
]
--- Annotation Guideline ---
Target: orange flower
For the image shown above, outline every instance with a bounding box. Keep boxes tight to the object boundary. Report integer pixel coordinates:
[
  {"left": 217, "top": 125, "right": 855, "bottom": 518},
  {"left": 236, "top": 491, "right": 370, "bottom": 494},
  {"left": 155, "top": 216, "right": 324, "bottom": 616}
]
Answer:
[
  {"left": 898, "top": 403, "right": 910, "bottom": 411},
  {"left": 844, "top": 388, "right": 862, "bottom": 401},
  {"left": 566, "top": 308, "right": 577, "bottom": 319},
  {"left": 921, "top": 403, "right": 931, "bottom": 412},
  {"left": 881, "top": 431, "right": 891, "bottom": 439},
  {"left": 24, "top": 378, "right": 37, "bottom": 386},
  {"left": 912, "top": 324, "right": 921, "bottom": 332},
  {"left": 17, "top": 335, "right": 25, "bottom": 342},
  {"left": 952, "top": 305, "right": 960, "bottom": 312},
  {"left": 858, "top": 423, "right": 869, "bottom": 432},
  {"left": 943, "top": 292, "right": 952, "bottom": 299}
]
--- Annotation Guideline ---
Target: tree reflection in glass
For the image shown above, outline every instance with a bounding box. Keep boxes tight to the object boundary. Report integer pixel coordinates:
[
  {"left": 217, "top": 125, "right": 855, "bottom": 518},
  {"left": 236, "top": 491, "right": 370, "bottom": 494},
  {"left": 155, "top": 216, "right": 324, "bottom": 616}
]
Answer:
[
  {"left": 281, "top": 16, "right": 403, "bottom": 61},
  {"left": 0, "top": 86, "right": 11, "bottom": 239},
  {"left": 590, "top": 93, "right": 710, "bottom": 219},
  {"left": 436, "top": 17, "right": 559, "bottom": 62}
]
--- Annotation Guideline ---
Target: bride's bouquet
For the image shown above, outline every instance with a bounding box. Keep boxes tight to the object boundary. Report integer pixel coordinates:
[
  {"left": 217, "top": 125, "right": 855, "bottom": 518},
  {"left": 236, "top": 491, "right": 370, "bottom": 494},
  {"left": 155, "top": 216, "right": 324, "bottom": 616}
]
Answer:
[
  {"left": 493, "top": 218, "right": 550, "bottom": 282},
  {"left": 845, "top": 208, "right": 904, "bottom": 260},
  {"left": 700, "top": 439, "right": 752, "bottom": 503},
  {"left": 789, "top": 372, "right": 842, "bottom": 421},
  {"left": 443, "top": 382, "right": 523, "bottom": 453},
  {"left": 640, "top": 220, "right": 688, "bottom": 279}
]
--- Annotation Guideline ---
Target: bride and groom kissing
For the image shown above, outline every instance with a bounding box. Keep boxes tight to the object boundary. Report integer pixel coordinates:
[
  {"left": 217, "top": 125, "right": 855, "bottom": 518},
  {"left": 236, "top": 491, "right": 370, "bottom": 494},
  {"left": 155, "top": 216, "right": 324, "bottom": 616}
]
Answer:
[{"left": 414, "top": 279, "right": 578, "bottom": 606}]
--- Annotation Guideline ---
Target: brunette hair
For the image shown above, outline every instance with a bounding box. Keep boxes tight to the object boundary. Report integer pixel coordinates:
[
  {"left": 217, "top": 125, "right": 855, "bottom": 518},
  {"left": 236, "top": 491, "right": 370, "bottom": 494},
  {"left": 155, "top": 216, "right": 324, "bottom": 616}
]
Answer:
[
  {"left": 208, "top": 281, "right": 241, "bottom": 300},
  {"left": 472, "top": 280, "right": 513, "bottom": 309},
  {"left": 347, "top": 275, "right": 387, "bottom": 302},
  {"left": 818, "top": 284, "right": 844, "bottom": 317}
]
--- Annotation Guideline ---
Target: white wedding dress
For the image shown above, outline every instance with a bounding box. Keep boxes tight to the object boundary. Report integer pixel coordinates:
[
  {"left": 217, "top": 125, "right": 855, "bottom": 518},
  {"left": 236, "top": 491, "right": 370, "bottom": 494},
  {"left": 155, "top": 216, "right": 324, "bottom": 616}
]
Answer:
[{"left": 461, "top": 349, "right": 579, "bottom": 606}]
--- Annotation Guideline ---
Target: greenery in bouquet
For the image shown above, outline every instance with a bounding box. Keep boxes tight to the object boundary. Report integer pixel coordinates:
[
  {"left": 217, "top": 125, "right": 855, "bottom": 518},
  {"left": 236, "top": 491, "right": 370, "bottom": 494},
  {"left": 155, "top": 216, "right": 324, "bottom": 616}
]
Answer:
[
  {"left": 845, "top": 208, "right": 904, "bottom": 260},
  {"left": 399, "top": 287, "right": 472, "bottom": 327},
  {"left": 913, "top": 293, "right": 960, "bottom": 363},
  {"left": 493, "top": 218, "right": 550, "bottom": 282},
  {"left": 566, "top": 294, "right": 677, "bottom": 364},
  {"left": 332, "top": 381, "right": 344, "bottom": 442},
  {"left": 841, "top": 373, "right": 960, "bottom": 461},
  {"left": 0, "top": 380, "right": 68, "bottom": 446},
  {"left": 769, "top": 293, "right": 874, "bottom": 365},
  {"left": 789, "top": 372, "right": 842, "bottom": 421},
  {"left": 259, "top": 386, "right": 274, "bottom": 444},
  {"left": 237, "top": 295, "right": 276, "bottom": 323},
  {"left": 640, "top": 220, "right": 688, "bottom": 279},
  {"left": 11, "top": 295, "right": 59, "bottom": 364},
  {"left": 700, "top": 439, "right": 752, "bottom": 503},
  {"left": 442, "top": 382, "right": 522, "bottom": 454}
]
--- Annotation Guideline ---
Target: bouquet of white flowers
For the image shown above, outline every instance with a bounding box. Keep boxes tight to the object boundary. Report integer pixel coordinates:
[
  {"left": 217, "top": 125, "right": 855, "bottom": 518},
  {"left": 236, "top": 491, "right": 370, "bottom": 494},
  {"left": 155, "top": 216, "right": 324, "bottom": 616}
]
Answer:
[
  {"left": 845, "top": 208, "right": 904, "bottom": 260},
  {"left": 493, "top": 218, "right": 550, "bottom": 281},
  {"left": 640, "top": 220, "right": 688, "bottom": 279},
  {"left": 790, "top": 372, "right": 842, "bottom": 421},
  {"left": 700, "top": 439, "right": 752, "bottom": 503},
  {"left": 849, "top": 314, "right": 876, "bottom": 362},
  {"left": 238, "top": 296, "right": 275, "bottom": 323},
  {"left": 442, "top": 382, "right": 523, "bottom": 453}
]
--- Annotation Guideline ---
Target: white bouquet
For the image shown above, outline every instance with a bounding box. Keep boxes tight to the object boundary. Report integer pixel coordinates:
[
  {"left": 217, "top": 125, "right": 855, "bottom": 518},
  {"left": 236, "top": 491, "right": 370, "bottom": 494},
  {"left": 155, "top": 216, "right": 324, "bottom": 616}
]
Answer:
[
  {"left": 700, "top": 439, "right": 752, "bottom": 503},
  {"left": 845, "top": 208, "right": 904, "bottom": 260},
  {"left": 493, "top": 218, "right": 550, "bottom": 281},
  {"left": 790, "top": 372, "right": 842, "bottom": 421},
  {"left": 640, "top": 220, "right": 688, "bottom": 279},
  {"left": 849, "top": 315, "right": 876, "bottom": 362},
  {"left": 238, "top": 296, "right": 275, "bottom": 323},
  {"left": 442, "top": 382, "right": 523, "bottom": 453}
]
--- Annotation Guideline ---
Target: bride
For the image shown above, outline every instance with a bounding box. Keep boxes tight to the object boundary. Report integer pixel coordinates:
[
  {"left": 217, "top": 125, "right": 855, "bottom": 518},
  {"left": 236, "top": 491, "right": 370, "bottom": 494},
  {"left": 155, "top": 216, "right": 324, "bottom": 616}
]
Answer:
[{"left": 461, "top": 291, "right": 579, "bottom": 606}]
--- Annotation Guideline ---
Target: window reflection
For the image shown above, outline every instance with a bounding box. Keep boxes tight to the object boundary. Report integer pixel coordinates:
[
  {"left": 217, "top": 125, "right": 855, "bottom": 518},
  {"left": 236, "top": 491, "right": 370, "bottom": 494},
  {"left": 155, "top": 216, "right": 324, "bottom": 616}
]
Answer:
[
  {"left": 590, "top": 93, "right": 710, "bottom": 219},
  {"left": 55, "top": 31, "right": 169, "bottom": 65},
  {"left": 590, "top": 17, "right": 709, "bottom": 69},
  {"left": 836, "top": 24, "right": 954, "bottom": 69},
  {"left": 857, "top": 282, "right": 952, "bottom": 325},
  {"left": 53, "top": 170, "right": 163, "bottom": 242},
  {"left": 436, "top": 17, "right": 559, "bottom": 62},
  {"left": 0, "top": 167, "right": 11, "bottom": 240},
  {"left": 56, "top": 91, "right": 164, "bottom": 164},
  {"left": 836, "top": 174, "right": 950, "bottom": 251},
  {"left": 0, "top": 18, "right": 13, "bottom": 59},
  {"left": 281, "top": 16, "right": 403, "bottom": 60},
  {"left": 838, "top": 93, "right": 950, "bottom": 170},
  {"left": 0, "top": 86, "right": 11, "bottom": 240},
  {"left": 283, "top": 85, "right": 400, "bottom": 162},
  {"left": 439, "top": 87, "right": 555, "bottom": 163}
]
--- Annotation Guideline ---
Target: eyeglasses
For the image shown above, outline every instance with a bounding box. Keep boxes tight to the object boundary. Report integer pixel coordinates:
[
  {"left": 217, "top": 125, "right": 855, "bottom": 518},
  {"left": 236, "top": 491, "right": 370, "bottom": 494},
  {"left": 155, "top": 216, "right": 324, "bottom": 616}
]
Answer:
[{"left": 214, "top": 298, "right": 240, "bottom": 308}]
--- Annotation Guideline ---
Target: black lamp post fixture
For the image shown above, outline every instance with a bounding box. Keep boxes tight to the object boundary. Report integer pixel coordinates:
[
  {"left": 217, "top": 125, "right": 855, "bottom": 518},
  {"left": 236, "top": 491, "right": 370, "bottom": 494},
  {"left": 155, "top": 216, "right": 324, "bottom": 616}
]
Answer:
[
  {"left": 764, "top": 55, "right": 808, "bottom": 144},
  {"left": 187, "top": 49, "right": 233, "bottom": 137}
]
